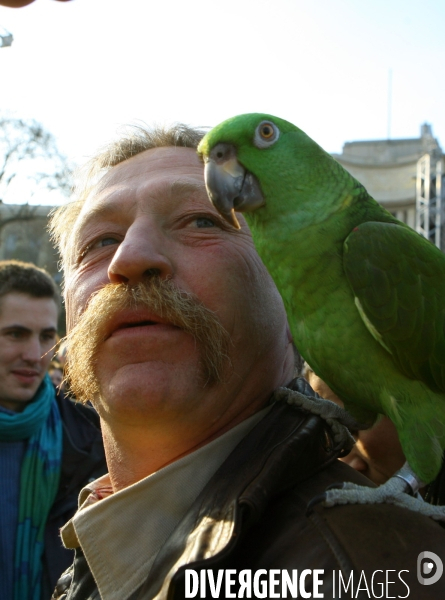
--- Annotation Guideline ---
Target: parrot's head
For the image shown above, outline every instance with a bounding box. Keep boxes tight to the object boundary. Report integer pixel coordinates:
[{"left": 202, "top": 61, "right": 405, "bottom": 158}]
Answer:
[{"left": 197, "top": 112, "right": 328, "bottom": 229}]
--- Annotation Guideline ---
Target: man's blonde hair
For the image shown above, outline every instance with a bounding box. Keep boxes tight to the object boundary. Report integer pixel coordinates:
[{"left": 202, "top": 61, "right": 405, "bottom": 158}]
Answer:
[{"left": 49, "top": 123, "right": 206, "bottom": 270}]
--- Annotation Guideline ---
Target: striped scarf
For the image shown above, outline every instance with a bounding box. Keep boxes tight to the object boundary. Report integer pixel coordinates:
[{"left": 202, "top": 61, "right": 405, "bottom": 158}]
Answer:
[{"left": 0, "top": 375, "right": 63, "bottom": 600}]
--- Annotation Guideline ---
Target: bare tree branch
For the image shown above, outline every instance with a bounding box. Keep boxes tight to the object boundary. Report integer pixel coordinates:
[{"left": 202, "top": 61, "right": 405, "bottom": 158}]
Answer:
[{"left": 0, "top": 115, "right": 73, "bottom": 204}]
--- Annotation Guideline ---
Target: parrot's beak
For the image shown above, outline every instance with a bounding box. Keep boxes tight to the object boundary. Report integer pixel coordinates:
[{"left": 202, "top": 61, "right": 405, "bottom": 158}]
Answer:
[{"left": 203, "top": 143, "right": 264, "bottom": 229}]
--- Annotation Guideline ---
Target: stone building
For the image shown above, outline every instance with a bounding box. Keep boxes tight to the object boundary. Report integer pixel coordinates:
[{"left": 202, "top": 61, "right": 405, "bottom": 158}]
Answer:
[
  {"left": 0, "top": 202, "right": 61, "bottom": 282},
  {"left": 332, "top": 124, "right": 444, "bottom": 247}
]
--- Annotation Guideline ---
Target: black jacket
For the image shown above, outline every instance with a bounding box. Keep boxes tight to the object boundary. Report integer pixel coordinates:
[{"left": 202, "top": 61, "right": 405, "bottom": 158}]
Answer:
[
  {"left": 41, "top": 392, "right": 106, "bottom": 599},
  {"left": 54, "top": 386, "right": 445, "bottom": 600}
]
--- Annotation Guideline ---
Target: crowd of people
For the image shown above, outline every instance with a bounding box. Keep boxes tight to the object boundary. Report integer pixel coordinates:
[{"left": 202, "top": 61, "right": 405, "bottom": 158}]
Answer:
[{"left": 0, "top": 122, "right": 444, "bottom": 600}]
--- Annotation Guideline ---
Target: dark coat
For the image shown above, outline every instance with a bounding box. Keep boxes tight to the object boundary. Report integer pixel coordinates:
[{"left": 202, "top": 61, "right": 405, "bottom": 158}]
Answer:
[
  {"left": 41, "top": 392, "right": 106, "bottom": 600},
  {"left": 54, "top": 386, "right": 445, "bottom": 600}
]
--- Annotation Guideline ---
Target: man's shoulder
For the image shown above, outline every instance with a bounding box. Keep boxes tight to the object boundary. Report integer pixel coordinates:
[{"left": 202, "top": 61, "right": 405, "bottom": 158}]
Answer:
[
  {"left": 178, "top": 403, "right": 445, "bottom": 598},
  {"left": 56, "top": 392, "right": 101, "bottom": 436},
  {"left": 235, "top": 468, "right": 445, "bottom": 599},
  {"left": 236, "top": 402, "right": 445, "bottom": 596},
  {"left": 54, "top": 391, "right": 105, "bottom": 482}
]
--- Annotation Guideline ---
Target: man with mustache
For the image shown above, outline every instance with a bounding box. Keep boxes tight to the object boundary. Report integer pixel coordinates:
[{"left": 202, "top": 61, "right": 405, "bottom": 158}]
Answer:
[
  {"left": 51, "top": 125, "right": 445, "bottom": 600},
  {"left": 0, "top": 260, "right": 106, "bottom": 600}
]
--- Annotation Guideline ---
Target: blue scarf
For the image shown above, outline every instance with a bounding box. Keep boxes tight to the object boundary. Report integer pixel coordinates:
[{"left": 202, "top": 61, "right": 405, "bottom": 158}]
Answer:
[{"left": 0, "top": 375, "right": 63, "bottom": 600}]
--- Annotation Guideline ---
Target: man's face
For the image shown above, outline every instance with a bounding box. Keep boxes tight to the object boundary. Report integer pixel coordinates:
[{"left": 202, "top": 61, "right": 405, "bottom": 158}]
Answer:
[
  {"left": 0, "top": 293, "right": 58, "bottom": 412},
  {"left": 65, "top": 146, "right": 291, "bottom": 432}
]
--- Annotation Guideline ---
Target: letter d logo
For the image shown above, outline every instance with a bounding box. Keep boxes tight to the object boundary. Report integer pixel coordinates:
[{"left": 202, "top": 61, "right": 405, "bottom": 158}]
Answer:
[{"left": 417, "top": 551, "right": 443, "bottom": 585}]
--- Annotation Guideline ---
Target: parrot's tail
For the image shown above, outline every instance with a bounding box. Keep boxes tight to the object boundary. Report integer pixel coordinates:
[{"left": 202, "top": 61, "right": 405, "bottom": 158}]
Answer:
[{"left": 395, "top": 397, "right": 445, "bottom": 485}]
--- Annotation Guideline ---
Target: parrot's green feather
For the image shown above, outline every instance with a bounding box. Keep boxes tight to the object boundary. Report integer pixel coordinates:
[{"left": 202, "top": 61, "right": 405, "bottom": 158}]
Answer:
[
  {"left": 199, "top": 112, "right": 445, "bottom": 483},
  {"left": 344, "top": 222, "right": 445, "bottom": 393}
]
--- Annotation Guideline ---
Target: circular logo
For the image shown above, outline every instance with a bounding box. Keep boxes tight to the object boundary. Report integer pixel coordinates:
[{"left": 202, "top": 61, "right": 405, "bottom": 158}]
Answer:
[{"left": 417, "top": 551, "right": 444, "bottom": 585}]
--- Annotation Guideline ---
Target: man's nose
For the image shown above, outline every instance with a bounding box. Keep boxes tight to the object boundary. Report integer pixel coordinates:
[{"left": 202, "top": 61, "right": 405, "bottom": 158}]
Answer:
[
  {"left": 107, "top": 221, "right": 173, "bottom": 285},
  {"left": 22, "top": 337, "right": 45, "bottom": 363}
]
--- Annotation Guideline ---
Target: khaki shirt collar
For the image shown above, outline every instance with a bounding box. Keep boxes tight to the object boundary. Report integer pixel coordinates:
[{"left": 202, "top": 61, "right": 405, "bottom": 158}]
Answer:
[{"left": 61, "top": 407, "right": 270, "bottom": 600}]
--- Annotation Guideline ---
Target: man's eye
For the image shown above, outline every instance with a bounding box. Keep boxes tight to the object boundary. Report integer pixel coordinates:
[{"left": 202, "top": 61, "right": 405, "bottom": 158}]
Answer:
[
  {"left": 195, "top": 217, "right": 216, "bottom": 228},
  {"left": 8, "top": 331, "right": 23, "bottom": 339},
  {"left": 96, "top": 237, "right": 119, "bottom": 247},
  {"left": 81, "top": 236, "right": 120, "bottom": 259},
  {"left": 41, "top": 333, "right": 56, "bottom": 343}
]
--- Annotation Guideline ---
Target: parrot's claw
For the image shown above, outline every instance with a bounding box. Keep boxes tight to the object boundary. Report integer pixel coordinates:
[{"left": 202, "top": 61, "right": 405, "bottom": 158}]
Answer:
[
  {"left": 321, "top": 463, "right": 445, "bottom": 521},
  {"left": 274, "top": 383, "right": 356, "bottom": 452}
]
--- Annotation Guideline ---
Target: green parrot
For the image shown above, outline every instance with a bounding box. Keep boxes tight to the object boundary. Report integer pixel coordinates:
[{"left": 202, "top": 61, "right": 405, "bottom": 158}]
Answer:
[{"left": 197, "top": 113, "right": 445, "bottom": 487}]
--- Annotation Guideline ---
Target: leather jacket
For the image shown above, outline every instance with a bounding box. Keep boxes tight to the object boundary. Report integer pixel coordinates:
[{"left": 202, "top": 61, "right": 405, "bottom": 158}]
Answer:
[{"left": 53, "top": 385, "right": 445, "bottom": 600}]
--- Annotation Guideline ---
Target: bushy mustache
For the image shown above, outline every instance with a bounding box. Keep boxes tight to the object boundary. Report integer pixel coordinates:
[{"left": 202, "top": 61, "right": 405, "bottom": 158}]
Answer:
[{"left": 64, "top": 278, "right": 231, "bottom": 404}]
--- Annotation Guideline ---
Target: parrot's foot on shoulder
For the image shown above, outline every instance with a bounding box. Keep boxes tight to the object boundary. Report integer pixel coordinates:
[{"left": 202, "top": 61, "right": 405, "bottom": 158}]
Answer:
[
  {"left": 320, "top": 463, "right": 445, "bottom": 521},
  {"left": 273, "top": 379, "right": 356, "bottom": 452}
]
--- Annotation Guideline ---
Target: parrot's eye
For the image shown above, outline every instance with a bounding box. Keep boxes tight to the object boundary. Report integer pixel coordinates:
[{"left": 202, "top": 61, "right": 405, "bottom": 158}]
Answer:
[{"left": 254, "top": 121, "right": 280, "bottom": 149}]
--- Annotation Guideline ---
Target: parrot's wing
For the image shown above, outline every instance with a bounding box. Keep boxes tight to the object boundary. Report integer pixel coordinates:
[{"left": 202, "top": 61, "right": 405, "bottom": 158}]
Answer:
[{"left": 343, "top": 221, "right": 445, "bottom": 394}]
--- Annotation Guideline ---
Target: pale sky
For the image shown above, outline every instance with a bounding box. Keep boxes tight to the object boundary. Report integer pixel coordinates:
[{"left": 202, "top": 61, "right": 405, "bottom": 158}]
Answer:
[{"left": 1, "top": 0, "right": 444, "bottom": 204}]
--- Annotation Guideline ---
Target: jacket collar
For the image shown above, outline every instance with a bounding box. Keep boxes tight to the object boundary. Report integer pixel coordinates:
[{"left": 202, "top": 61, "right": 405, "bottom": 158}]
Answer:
[{"left": 136, "top": 396, "right": 341, "bottom": 600}]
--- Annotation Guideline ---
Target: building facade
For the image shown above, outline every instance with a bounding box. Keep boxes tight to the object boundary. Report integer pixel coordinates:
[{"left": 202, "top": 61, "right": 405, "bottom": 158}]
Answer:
[
  {"left": 0, "top": 202, "right": 60, "bottom": 282},
  {"left": 332, "top": 124, "right": 444, "bottom": 250}
]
